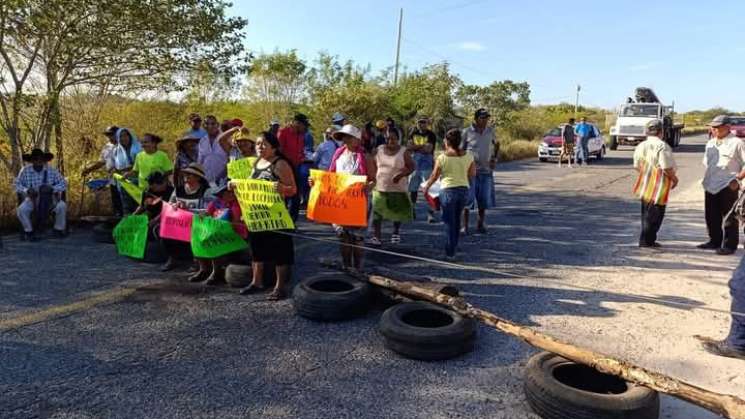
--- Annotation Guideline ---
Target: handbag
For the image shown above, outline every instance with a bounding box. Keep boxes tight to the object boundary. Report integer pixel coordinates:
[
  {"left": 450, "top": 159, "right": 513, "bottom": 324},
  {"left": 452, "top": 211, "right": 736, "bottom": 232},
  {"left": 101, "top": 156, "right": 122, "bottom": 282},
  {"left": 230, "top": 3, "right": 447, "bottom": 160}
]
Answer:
[{"left": 632, "top": 158, "right": 672, "bottom": 205}]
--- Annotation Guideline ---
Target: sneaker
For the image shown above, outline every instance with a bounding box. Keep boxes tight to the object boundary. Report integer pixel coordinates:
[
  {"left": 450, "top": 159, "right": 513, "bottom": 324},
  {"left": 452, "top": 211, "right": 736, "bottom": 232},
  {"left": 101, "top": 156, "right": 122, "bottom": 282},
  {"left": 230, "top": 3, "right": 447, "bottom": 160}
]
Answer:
[
  {"left": 697, "top": 242, "right": 719, "bottom": 249},
  {"left": 638, "top": 242, "right": 662, "bottom": 248},
  {"left": 696, "top": 335, "right": 745, "bottom": 361},
  {"left": 390, "top": 234, "right": 401, "bottom": 244},
  {"left": 716, "top": 247, "right": 736, "bottom": 255}
]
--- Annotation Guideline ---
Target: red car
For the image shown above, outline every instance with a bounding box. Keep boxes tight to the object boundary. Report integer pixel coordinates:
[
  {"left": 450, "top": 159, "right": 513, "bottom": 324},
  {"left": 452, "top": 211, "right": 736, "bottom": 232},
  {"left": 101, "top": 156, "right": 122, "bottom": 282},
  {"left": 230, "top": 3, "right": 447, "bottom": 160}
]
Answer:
[{"left": 730, "top": 116, "right": 745, "bottom": 138}]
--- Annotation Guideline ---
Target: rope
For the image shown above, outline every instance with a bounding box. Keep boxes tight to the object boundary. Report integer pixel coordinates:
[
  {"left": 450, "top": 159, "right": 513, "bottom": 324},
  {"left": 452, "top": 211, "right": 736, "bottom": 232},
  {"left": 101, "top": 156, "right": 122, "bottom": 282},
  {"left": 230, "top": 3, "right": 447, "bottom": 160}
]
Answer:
[{"left": 275, "top": 230, "right": 745, "bottom": 319}]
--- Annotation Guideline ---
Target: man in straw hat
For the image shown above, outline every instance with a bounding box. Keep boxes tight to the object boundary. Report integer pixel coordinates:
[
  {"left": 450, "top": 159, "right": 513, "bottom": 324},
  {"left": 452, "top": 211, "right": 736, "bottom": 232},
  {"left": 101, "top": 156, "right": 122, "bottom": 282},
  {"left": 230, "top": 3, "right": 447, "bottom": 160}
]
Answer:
[
  {"left": 14, "top": 148, "right": 68, "bottom": 241},
  {"left": 698, "top": 115, "right": 745, "bottom": 255}
]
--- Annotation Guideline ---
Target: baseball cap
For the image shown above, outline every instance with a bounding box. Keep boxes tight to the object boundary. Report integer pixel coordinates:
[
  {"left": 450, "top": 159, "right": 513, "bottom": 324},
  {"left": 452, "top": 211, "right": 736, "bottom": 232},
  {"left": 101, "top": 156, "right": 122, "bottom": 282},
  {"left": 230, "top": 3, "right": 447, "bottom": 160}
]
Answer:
[
  {"left": 709, "top": 115, "right": 731, "bottom": 127},
  {"left": 474, "top": 108, "right": 490, "bottom": 119},
  {"left": 332, "top": 112, "right": 346, "bottom": 124},
  {"left": 645, "top": 119, "right": 663, "bottom": 135}
]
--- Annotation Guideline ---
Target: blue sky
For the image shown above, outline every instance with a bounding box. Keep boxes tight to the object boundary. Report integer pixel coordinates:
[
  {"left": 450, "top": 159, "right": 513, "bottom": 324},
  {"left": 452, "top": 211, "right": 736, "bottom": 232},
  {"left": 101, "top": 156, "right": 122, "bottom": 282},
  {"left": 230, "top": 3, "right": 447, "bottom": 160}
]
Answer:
[{"left": 232, "top": 0, "right": 744, "bottom": 112}]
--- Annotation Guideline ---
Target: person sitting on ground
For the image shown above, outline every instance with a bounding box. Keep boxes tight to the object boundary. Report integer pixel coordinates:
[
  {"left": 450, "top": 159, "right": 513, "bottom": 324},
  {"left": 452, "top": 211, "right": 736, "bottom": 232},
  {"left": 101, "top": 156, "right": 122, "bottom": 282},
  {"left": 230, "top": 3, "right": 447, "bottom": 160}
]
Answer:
[
  {"left": 371, "top": 127, "right": 415, "bottom": 246},
  {"left": 325, "top": 124, "right": 377, "bottom": 270},
  {"left": 191, "top": 182, "right": 249, "bottom": 285},
  {"left": 162, "top": 163, "right": 213, "bottom": 272},
  {"left": 174, "top": 134, "right": 200, "bottom": 187},
  {"left": 126, "top": 133, "right": 173, "bottom": 192},
  {"left": 236, "top": 131, "right": 297, "bottom": 300},
  {"left": 229, "top": 127, "right": 256, "bottom": 160},
  {"left": 313, "top": 127, "right": 341, "bottom": 171},
  {"left": 133, "top": 171, "right": 174, "bottom": 240},
  {"left": 14, "top": 148, "right": 68, "bottom": 241},
  {"left": 110, "top": 127, "right": 142, "bottom": 214},
  {"left": 423, "top": 129, "right": 476, "bottom": 261}
]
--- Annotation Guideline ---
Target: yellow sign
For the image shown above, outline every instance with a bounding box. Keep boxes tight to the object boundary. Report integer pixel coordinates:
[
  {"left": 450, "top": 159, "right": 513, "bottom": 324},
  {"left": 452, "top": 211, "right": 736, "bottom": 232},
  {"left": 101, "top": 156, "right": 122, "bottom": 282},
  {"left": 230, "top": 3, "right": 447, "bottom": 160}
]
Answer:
[
  {"left": 233, "top": 179, "right": 294, "bottom": 231},
  {"left": 307, "top": 169, "right": 368, "bottom": 226},
  {"left": 113, "top": 173, "right": 145, "bottom": 202},
  {"left": 227, "top": 157, "right": 256, "bottom": 180}
]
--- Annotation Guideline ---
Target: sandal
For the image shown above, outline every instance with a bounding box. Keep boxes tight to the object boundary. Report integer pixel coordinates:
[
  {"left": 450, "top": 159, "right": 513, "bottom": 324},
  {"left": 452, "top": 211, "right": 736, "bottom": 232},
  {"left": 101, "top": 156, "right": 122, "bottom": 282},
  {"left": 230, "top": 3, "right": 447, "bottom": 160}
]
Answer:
[
  {"left": 187, "top": 270, "right": 209, "bottom": 283},
  {"left": 239, "top": 284, "right": 265, "bottom": 295},
  {"left": 390, "top": 234, "right": 401, "bottom": 244},
  {"left": 268, "top": 288, "right": 287, "bottom": 301}
]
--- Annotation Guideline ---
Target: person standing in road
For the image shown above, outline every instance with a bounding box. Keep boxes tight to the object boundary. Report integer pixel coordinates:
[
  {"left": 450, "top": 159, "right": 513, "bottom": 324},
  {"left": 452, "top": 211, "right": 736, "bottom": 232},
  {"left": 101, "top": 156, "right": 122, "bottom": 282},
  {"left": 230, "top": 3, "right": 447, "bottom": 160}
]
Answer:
[
  {"left": 574, "top": 117, "right": 592, "bottom": 165},
  {"left": 197, "top": 115, "right": 230, "bottom": 185},
  {"left": 633, "top": 120, "right": 678, "bottom": 248},
  {"left": 313, "top": 128, "right": 341, "bottom": 171},
  {"left": 407, "top": 117, "right": 439, "bottom": 222},
  {"left": 461, "top": 108, "right": 498, "bottom": 234},
  {"left": 278, "top": 113, "right": 310, "bottom": 222},
  {"left": 698, "top": 115, "right": 745, "bottom": 255},
  {"left": 558, "top": 118, "right": 575, "bottom": 168}
]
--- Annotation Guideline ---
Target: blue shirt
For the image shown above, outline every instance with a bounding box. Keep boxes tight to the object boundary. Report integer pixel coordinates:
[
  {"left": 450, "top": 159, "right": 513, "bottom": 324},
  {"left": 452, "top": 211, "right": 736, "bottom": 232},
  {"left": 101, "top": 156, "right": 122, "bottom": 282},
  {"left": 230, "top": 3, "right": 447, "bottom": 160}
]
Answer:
[
  {"left": 313, "top": 140, "right": 340, "bottom": 170},
  {"left": 575, "top": 122, "right": 592, "bottom": 139},
  {"left": 186, "top": 128, "right": 208, "bottom": 140}
]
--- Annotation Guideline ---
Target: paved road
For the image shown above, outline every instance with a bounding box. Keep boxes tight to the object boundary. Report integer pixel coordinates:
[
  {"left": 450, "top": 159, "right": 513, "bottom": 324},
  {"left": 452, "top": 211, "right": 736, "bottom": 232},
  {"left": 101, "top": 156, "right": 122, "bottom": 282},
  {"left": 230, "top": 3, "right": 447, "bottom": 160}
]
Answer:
[{"left": 1, "top": 134, "right": 739, "bottom": 418}]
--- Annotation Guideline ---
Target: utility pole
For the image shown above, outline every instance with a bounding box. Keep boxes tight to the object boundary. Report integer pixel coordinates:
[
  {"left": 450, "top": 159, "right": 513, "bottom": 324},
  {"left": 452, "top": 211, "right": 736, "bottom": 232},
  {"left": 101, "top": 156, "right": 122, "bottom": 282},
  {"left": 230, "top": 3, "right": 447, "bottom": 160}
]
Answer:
[
  {"left": 394, "top": 8, "right": 403, "bottom": 85},
  {"left": 574, "top": 84, "right": 581, "bottom": 119}
]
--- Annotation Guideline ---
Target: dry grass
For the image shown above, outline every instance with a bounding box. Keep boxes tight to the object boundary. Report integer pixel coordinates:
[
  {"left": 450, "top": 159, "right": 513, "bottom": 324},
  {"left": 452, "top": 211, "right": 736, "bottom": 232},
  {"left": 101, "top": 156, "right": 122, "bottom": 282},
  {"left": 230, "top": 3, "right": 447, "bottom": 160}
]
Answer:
[{"left": 499, "top": 139, "right": 539, "bottom": 162}]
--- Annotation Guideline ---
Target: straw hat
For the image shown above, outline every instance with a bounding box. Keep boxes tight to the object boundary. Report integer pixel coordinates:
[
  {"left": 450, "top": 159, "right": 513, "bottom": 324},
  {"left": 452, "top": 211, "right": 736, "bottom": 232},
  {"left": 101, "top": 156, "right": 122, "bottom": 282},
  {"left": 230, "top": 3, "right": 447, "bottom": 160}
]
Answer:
[
  {"left": 180, "top": 163, "right": 208, "bottom": 182},
  {"left": 332, "top": 124, "right": 362, "bottom": 141}
]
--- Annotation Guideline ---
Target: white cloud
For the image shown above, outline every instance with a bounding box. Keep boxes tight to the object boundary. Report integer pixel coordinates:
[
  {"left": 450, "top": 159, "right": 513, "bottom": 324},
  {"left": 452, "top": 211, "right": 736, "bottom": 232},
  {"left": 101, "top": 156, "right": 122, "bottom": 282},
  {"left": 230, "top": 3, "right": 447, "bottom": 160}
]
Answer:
[
  {"left": 457, "top": 42, "right": 486, "bottom": 52},
  {"left": 629, "top": 62, "right": 660, "bottom": 72}
]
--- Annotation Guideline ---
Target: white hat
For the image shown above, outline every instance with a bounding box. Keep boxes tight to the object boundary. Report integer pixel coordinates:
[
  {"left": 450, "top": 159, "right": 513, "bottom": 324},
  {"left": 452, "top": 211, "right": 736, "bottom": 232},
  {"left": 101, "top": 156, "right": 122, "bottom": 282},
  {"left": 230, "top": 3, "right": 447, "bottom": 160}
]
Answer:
[{"left": 332, "top": 124, "right": 362, "bottom": 141}]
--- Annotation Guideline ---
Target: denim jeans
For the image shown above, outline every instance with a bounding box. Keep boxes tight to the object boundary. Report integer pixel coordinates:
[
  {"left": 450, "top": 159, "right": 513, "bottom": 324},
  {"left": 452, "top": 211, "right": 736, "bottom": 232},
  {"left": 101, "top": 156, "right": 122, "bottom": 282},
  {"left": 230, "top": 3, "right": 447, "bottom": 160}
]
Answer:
[
  {"left": 440, "top": 187, "right": 468, "bottom": 257},
  {"left": 726, "top": 255, "right": 745, "bottom": 350},
  {"left": 575, "top": 137, "right": 590, "bottom": 163}
]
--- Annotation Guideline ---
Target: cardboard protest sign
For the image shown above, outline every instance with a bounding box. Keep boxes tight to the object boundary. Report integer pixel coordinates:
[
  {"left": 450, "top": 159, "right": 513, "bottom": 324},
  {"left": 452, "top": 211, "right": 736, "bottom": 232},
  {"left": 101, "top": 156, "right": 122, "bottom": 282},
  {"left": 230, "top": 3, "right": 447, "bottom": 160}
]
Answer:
[
  {"left": 307, "top": 169, "right": 368, "bottom": 226},
  {"left": 227, "top": 157, "right": 256, "bottom": 180},
  {"left": 159, "top": 204, "right": 193, "bottom": 242},
  {"left": 113, "top": 214, "right": 148, "bottom": 259},
  {"left": 190, "top": 215, "right": 248, "bottom": 258},
  {"left": 233, "top": 179, "right": 294, "bottom": 231},
  {"left": 113, "top": 173, "right": 145, "bottom": 202}
]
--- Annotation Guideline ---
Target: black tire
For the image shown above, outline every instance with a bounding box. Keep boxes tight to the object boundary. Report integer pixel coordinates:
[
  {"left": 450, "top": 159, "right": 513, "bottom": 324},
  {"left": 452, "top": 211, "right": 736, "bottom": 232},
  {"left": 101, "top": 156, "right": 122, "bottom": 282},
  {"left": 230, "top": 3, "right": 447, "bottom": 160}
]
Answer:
[
  {"left": 524, "top": 352, "right": 659, "bottom": 419},
  {"left": 539, "top": 158, "right": 548, "bottom": 162},
  {"left": 609, "top": 136, "right": 618, "bottom": 151},
  {"left": 292, "top": 274, "right": 372, "bottom": 321},
  {"left": 378, "top": 301, "right": 476, "bottom": 361},
  {"left": 92, "top": 223, "right": 114, "bottom": 244},
  {"left": 225, "top": 264, "right": 252, "bottom": 288},
  {"left": 141, "top": 241, "right": 168, "bottom": 264},
  {"left": 596, "top": 146, "right": 605, "bottom": 161}
]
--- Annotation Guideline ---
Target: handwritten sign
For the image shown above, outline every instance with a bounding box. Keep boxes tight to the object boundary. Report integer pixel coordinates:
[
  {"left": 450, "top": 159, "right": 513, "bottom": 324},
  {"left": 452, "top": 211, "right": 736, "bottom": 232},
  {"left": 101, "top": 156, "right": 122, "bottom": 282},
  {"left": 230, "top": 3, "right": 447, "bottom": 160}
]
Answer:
[
  {"left": 233, "top": 179, "right": 294, "bottom": 231},
  {"left": 159, "top": 204, "right": 193, "bottom": 242},
  {"left": 227, "top": 157, "right": 256, "bottom": 180},
  {"left": 307, "top": 169, "right": 367, "bottom": 226},
  {"left": 113, "top": 173, "right": 144, "bottom": 202},
  {"left": 113, "top": 215, "right": 148, "bottom": 259},
  {"left": 190, "top": 215, "right": 248, "bottom": 258}
]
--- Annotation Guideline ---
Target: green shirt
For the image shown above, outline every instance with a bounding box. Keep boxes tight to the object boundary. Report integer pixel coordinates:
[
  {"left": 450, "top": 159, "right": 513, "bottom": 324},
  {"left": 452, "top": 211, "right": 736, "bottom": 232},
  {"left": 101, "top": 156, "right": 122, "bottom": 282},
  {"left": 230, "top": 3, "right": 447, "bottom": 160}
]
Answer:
[
  {"left": 437, "top": 152, "right": 473, "bottom": 189},
  {"left": 133, "top": 150, "right": 173, "bottom": 189}
]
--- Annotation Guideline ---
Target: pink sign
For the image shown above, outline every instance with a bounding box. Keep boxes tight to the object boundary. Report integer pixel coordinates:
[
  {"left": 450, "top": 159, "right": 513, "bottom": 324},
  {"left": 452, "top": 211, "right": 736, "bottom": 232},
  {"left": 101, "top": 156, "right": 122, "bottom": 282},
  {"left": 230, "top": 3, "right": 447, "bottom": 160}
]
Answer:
[{"left": 159, "top": 204, "right": 193, "bottom": 242}]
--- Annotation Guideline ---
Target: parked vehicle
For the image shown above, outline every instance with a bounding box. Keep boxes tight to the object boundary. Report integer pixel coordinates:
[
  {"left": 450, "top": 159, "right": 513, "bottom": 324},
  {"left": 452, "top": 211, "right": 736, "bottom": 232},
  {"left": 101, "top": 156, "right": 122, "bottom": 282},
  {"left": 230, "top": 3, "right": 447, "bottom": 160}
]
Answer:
[
  {"left": 537, "top": 124, "right": 606, "bottom": 162},
  {"left": 608, "top": 87, "right": 684, "bottom": 150},
  {"left": 729, "top": 116, "right": 745, "bottom": 138}
]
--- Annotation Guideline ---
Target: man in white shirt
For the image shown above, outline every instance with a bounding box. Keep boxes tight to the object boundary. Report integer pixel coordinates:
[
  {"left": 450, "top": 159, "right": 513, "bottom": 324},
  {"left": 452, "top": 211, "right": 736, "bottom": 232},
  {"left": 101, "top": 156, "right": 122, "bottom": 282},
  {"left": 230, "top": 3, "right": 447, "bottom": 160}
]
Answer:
[
  {"left": 699, "top": 115, "right": 745, "bottom": 255},
  {"left": 633, "top": 120, "right": 678, "bottom": 247},
  {"left": 82, "top": 125, "right": 122, "bottom": 216}
]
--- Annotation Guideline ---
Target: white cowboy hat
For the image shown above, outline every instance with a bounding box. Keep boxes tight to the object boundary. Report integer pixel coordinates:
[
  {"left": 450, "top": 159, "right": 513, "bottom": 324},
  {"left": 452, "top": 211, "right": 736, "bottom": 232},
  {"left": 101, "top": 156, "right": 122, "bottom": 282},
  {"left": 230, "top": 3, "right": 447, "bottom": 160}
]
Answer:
[{"left": 332, "top": 124, "right": 362, "bottom": 141}]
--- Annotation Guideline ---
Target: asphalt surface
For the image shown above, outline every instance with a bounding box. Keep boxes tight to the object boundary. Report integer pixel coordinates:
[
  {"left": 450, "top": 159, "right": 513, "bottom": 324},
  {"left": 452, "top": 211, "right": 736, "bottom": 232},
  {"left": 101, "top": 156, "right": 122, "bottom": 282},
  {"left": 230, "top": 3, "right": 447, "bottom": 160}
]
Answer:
[{"left": 0, "top": 134, "right": 739, "bottom": 418}]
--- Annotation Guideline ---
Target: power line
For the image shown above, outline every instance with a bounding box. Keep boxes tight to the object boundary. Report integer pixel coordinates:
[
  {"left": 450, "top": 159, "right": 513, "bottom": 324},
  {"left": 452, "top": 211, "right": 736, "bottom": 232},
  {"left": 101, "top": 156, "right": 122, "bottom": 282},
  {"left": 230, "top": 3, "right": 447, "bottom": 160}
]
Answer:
[{"left": 409, "top": 0, "right": 491, "bottom": 19}]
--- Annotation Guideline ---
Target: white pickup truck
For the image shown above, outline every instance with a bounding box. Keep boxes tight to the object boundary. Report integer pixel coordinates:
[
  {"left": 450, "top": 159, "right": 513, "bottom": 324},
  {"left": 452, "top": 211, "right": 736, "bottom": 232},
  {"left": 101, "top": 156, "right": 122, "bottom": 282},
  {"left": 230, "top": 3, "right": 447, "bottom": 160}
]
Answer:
[{"left": 608, "top": 88, "right": 684, "bottom": 150}]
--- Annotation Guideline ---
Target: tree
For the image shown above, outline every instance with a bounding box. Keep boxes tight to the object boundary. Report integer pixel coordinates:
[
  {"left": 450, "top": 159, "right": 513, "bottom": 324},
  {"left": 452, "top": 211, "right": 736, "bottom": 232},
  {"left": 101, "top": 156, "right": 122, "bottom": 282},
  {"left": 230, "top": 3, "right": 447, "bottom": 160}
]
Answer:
[
  {"left": 243, "top": 50, "right": 308, "bottom": 124},
  {"left": 0, "top": 0, "right": 248, "bottom": 173},
  {"left": 457, "top": 80, "right": 531, "bottom": 127}
]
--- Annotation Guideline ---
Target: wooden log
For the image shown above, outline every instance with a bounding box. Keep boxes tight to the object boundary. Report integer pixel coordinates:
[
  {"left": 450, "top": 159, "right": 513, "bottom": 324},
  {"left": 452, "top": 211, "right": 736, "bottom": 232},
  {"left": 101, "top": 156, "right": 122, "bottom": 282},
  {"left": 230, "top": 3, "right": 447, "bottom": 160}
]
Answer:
[{"left": 365, "top": 273, "right": 745, "bottom": 419}]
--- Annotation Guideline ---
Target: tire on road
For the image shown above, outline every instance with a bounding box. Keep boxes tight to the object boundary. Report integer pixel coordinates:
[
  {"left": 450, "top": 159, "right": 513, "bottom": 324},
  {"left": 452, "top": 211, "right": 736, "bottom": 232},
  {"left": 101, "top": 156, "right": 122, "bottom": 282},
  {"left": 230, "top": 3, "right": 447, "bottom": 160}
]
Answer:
[
  {"left": 596, "top": 146, "right": 605, "bottom": 161},
  {"left": 523, "top": 352, "right": 660, "bottom": 419},
  {"left": 92, "top": 223, "right": 115, "bottom": 244},
  {"left": 225, "top": 264, "right": 252, "bottom": 288},
  {"left": 378, "top": 301, "right": 476, "bottom": 361},
  {"left": 609, "top": 136, "right": 618, "bottom": 150},
  {"left": 292, "top": 274, "right": 372, "bottom": 321}
]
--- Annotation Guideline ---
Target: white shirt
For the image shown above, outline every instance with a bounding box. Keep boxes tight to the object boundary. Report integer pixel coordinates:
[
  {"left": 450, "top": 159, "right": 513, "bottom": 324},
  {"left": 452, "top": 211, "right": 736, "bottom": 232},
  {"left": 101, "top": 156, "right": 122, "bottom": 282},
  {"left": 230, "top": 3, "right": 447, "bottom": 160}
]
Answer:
[
  {"left": 702, "top": 134, "right": 745, "bottom": 194},
  {"left": 633, "top": 136, "right": 676, "bottom": 171},
  {"left": 101, "top": 143, "right": 116, "bottom": 172}
]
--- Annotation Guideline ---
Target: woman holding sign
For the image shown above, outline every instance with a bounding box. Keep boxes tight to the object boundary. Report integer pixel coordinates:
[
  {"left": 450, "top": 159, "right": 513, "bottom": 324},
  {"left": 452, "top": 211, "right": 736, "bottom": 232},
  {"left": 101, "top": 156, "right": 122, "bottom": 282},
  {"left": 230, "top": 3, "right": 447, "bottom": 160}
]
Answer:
[
  {"left": 238, "top": 131, "right": 297, "bottom": 301},
  {"left": 422, "top": 129, "right": 476, "bottom": 261},
  {"left": 371, "top": 128, "right": 415, "bottom": 245},
  {"left": 327, "top": 124, "right": 376, "bottom": 270}
]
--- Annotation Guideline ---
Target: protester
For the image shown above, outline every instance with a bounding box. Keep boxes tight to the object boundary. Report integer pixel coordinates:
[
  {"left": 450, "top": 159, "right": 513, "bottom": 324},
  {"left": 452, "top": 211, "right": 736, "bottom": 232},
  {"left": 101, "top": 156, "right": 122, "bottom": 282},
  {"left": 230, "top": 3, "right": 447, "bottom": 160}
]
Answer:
[
  {"left": 362, "top": 122, "right": 376, "bottom": 153},
  {"left": 299, "top": 127, "right": 315, "bottom": 209},
  {"left": 278, "top": 113, "right": 309, "bottom": 221},
  {"left": 461, "top": 108, "right": 498, "bottom": 234},
  {"left": 558, "top": 118, "right": 575, "bottom": 168},
  {"left": 698, "top": 115, "right": 745, "bottom": 255},
  {"left": 133, "top": 171, "right": 174, "bottom": 239},
  {"left": 313, "top": 127, "right": 341, "bottom": 171},
  {"left": 269, "top": 119, "right": 280, "bottom": 137},
  {"left": 238, "top": 131, "right": 297, "bottom": 300},
  {"left": 633, "top": 120, "right": 678, "bottom": 248},
  {"left": 127, "top": 133, "right": 173, "bottom": 192},
  {"left": 574, "top": 117, "right": 592, "bottom": 166},
  {"left": 14, "top": 148, "right": 68, "bottom": 241},
  {"left": 229, "top": 127, "right": 256, "bottom": 160},
  {"left": 186, "top": 113, "right": 208, "bottom": 140},
  {"left": 174, "top": 134, "right": 200, "bottom": 187},
  {"left": 191, "top": 183, "right": 249, "bottom": 285},
  {"left": 696, "top": 255, "right": 745, "bottom": 360},
  {"left": 371, "top": 128, "right": 415, "bottom": 245},
  {"left": 111, "top": 127, "right": 142, "bottom": 214},
  {"left": 423, "top": 129, "right": 476, "bottom": 260},
  {"left": 197, "top": 115, "right": 229, "bottom": 185},
  {"left": 332, "top": 112, "right": 346, "bottom": 130},
  {"left": 385, "top": 117, "right": 402, "bottom": 141},
  {"left": 407, "top": 116, "right": 438, "bottom": 222},
  {"left": 163, "top": 163, "right": 212, "bottom": 272},
  {"left": 82, "top": 125, "right": 122, "bottom": 216},
  {"left": 326, "top": 124, "right": 376, "bottom": 270},
  {"left": 373, "top": 120, "right": 388, "bottom": 149}
]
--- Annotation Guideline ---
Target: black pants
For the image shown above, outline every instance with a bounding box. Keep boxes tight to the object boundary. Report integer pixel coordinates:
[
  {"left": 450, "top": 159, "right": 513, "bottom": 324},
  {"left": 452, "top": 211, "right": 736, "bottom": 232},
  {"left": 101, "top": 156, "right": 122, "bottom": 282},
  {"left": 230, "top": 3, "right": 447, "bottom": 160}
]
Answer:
[
  {"left": 640, "top": 201, "right": 666, "bottom": 246},
  {"left": 110, "top": 184, "right": 123, "bottom": 217},
  {"left": 705, "top": 187, "right": 739, "bottom": 250}
]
